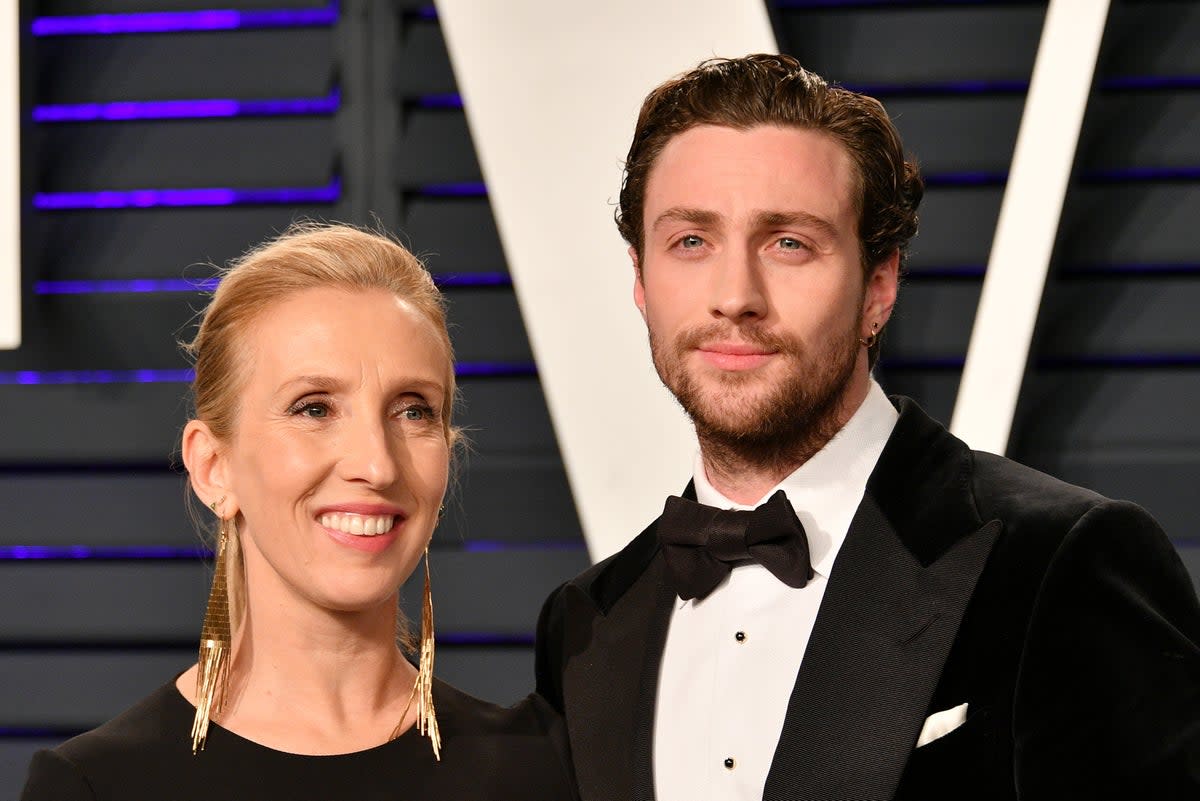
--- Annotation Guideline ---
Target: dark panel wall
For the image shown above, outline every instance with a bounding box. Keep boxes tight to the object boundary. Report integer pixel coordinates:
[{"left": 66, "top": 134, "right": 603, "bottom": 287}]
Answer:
[
  {"left": 3, "top": 1, "right": 585, "bottom": 793},
  {"left": 3, "top": 0, "right": 1198, "bottom": 795}
]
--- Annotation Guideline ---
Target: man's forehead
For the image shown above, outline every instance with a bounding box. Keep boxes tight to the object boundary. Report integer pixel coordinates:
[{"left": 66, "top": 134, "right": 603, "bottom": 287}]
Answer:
[{"left": 644, "top": 125, "right": 857, "bottom": 229}]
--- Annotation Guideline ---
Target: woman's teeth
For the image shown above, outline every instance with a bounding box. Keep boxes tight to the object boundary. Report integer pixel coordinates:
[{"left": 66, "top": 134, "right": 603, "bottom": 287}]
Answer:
[{"left": 319, "top": 513, "right": 396, "bottom": 536}]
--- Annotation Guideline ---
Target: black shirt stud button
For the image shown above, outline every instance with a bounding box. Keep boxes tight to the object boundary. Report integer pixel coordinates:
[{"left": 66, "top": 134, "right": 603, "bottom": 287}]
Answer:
[
  {"left": 734, "top": 631, "right": 746, "bottom": 643},
  {"left": 724, "top": 757, "right": 736, "bottom": 770}
]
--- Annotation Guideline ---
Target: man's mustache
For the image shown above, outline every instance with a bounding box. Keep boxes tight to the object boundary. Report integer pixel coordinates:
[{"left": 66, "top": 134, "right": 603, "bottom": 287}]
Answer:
[{"left": 673, "top": 323, "right": 801, "bottom": 356}]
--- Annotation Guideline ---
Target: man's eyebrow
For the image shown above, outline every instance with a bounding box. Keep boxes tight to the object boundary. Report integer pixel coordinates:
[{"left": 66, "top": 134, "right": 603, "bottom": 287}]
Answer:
[
  {"left": 652, "top": 207, "right": 720, "bottom": 230},
  {"left": 755, "top": 211, "right": 839, "bottom": 240}
]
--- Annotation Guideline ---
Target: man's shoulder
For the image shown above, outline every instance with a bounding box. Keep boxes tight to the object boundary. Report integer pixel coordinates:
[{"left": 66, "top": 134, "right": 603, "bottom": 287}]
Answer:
[
  {"left": 968, "top": 449, "right": 1108, "bottom": 527},
  {"left": 553, "top": 520, "right": 661, "bottom": 614}
]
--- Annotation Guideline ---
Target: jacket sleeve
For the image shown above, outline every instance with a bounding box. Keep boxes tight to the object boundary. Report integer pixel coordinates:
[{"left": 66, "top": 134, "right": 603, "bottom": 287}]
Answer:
[
  {"left": 534, "top": 581, "right": 570, "bottom": 714},
  {"left": 20, "top": 749, "right": 97, "bottom": 801},
  {"left": 1013, "top": 499, "right": 1200, "bottom": 798}
]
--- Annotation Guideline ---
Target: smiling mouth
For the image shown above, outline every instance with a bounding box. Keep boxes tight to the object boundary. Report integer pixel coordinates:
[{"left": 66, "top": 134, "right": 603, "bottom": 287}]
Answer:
[{"left": 319, "top": 512, "right": 397, "bottom": 537}]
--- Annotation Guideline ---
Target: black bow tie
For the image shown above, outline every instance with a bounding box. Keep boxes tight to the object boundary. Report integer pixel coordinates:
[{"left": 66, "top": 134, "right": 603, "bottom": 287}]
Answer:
[{"left": 657, "top": 490, "right": 814, "bottom": 601}]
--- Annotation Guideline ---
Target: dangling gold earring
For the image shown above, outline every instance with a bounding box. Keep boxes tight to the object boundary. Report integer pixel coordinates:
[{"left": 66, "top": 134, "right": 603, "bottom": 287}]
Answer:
[
  {"left": 393, "top": 545, "right": 441, "bottom": 759},
  {"left": 191, "top": 499, "right": 233, "bottom": 754}
]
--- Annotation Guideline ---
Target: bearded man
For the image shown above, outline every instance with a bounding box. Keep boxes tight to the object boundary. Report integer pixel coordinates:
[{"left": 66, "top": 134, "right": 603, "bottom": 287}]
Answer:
[{"left": 535, "top": 54, "right": 1200, "bottom": 801}]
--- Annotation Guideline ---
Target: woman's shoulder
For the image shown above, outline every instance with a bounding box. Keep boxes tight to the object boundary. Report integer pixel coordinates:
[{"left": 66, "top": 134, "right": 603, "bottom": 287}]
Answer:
[
  {"left": 58, "top": 680, "right": 189, "bottom": 761},
  {"left": 20, "top": 680, "right": 192, "bottom": 801}
]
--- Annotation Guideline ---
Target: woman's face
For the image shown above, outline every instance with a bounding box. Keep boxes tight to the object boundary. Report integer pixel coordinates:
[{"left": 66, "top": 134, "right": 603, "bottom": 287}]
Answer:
[{"left": 220, "top": 286, "right": 451, "bottom": 616}]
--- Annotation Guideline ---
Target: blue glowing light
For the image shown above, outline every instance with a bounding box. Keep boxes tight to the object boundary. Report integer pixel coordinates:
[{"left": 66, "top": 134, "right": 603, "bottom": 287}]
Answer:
[
  {"left": 0, "top": 363, "right": 536, "bottom": 385},
  {"left": 36, "top": 278, "right": 220, "bottom": 295},
  {"left": 34, "top": 90, "right": 340, "bottom": 123},
  {"left": 415, "top": 182, "right": 488, "bottom": 198},
  {"left": 31, "top": 4, "right": 339, "bottom": 36},
  {"left": 33, "top": 273, "right": 512, "bottom": 296},
  {"left": 34, "top": 178, "right": 341, "bottom": 210},
  {"left": 0, "top": 369, "right": 196, "bottom": 385},
  {"left": 412, "top": 93, "right": 464, "bottom": 110},
  {"left": 0, "top": 545, "right": 211, "bottom": 560}
]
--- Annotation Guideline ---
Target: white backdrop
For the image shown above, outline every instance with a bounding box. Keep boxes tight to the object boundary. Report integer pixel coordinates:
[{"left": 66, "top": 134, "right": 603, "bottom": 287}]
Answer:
[
  {"left": 1, "top": 4, "right": 20, "bottom": 350},
  {"left": 436, "top": 1, "right": 777, "bottom": 560}
]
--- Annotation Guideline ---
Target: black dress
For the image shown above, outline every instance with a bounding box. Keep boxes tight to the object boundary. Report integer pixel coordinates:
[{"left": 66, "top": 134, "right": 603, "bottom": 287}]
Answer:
[{"left": 20, "top": 678, "right": 578, "bottom": 801}]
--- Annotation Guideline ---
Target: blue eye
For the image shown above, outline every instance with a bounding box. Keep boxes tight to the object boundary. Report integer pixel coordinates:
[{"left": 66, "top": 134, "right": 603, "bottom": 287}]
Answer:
[
  {"left": 778, "top": 237, "right": 803, "bottom": 250},
  {"left": 404, "top": 406, "right": 426, "bottom": 421},
  {"left": 290, "top": 401, "right": 330, "bottom": 418},
  {"left": 680, "top": 235, "right": 704, "bottom": 248}
]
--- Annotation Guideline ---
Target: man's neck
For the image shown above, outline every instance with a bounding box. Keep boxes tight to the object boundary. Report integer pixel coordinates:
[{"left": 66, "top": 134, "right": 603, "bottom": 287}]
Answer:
[{"left": 699, "top": 379, "right": 871, "bottom": 505}]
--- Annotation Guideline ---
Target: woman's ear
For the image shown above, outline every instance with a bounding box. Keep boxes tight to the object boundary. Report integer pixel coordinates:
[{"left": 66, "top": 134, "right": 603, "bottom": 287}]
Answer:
[{"left": 181, "top": 420, "right": 237, "bottom": 516}]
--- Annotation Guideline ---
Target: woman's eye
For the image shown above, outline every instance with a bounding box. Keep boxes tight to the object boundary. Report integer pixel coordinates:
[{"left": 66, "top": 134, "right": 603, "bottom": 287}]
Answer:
[
  {"left": 400, "top": 403, "right": 436, "bottom": 422},
  {"left": 296, "top": 402, "right": 329, "bottom": 418}
]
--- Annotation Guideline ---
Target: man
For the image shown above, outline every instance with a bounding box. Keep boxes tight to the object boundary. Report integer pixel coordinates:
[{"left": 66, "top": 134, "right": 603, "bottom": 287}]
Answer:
[{"left": 535, "top": 54, "right": 1200, "bottom": 800}]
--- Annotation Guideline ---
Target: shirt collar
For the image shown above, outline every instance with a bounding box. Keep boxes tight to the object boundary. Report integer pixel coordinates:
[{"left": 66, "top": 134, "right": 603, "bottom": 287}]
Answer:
[{"left": 692, "top": 380, "right": 898, "bottom": 578}]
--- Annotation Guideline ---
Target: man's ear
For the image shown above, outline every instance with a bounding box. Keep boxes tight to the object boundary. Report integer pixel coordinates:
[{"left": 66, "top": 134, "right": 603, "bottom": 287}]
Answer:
[
  {"left": 631, "top": 246, "right": 647, "bottom": 322},
  {"left": 181, "top": 420, "right": 237, "bottom": 517},
  {"left": 863, "top": 249, "right": 900, "bottom": 329}
]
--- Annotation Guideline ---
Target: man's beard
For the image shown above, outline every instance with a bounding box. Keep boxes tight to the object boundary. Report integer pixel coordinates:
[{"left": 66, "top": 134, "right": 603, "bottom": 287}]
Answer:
[{"left": 649, "top": 317, "right": 861, "bottom": 473}]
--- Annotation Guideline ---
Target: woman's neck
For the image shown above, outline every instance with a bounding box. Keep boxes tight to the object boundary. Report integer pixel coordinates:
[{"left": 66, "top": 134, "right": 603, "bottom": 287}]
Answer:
[{"left": 178, "top": 593, "right": 420, "bottom": 755}]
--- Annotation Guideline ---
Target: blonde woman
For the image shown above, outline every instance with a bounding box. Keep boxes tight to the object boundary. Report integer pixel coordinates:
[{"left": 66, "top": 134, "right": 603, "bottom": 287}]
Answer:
[{"left": 21, "top": 224, "right": 577, "bottom": 801}]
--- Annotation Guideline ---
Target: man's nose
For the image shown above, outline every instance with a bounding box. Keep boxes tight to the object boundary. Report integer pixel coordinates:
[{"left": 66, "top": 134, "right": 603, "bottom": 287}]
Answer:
[{"left": 709, "top": 244, "right": 767, "bottom": 321}]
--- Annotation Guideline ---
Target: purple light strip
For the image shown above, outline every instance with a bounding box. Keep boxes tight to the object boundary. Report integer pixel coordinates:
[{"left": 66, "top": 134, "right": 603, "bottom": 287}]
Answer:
[
  {"left": 905, "top": 264, "right": 988, "bottom": 279},
  {"left": 35, "top": 272, "right": 512, "bottom": 295},
  {"left": 413, "top": 75, "right": 1200, "bottom": 105},
  {"left": 31, "top": 4, "right": 339, "bottom": 37},
  {"left": 0, "top": 369, "right": 196, "bottom": 385},
  {"left": 923, "top": 171, "right": 1008, "bottom": 188},
  {"left": 1058, "top": 262, "right": 1200, "bottom": 277},
  {"left": 404, "top": 5, "right": 439, "bottom": 21},
  {"left": 455, "top": 362, "right": 537, "bottom": 378},
  {"left": 36, "top": 278, "right": 219, "bottom": 294},
  {"left": 0, "top": 362, "right": 536, "bottom": 385},
  {"left": 905, "top": 263, "right": 1200, "bottom": 281},
  {"left": 842, "top": 79, "right": 1029, "bottom": 97},
  {"left": 411, "top": 93, "right": 464, "bottom": 110},
  {"left": 0, "top": 540, "right": 581, "bottom": 561},
  {"left": 439, "top": 633, "right": 534, "bottom": 647},
  {"left": 461, "top": 540, "right": 586, "bottom": 552},
  {"left": 1079, "top": 166, "right": 1200, "bottom": 182},
  {"left": 34, "top": 178, "right": 341, "bottom": 210},
  {"left": 414, "top": 182, "right": 488, "bottom": 198},
  {"left": 0, "top": 545, "right": 210, "bottom": 561},
  {"left": 33, "top": 90, "right": 340, "bottom": 123},
  {"left": 434, "top": 272, "right": 512, "bottom": 288},
  {"left": 881, "top": 353, "right": 1200, "bottom": 371}
]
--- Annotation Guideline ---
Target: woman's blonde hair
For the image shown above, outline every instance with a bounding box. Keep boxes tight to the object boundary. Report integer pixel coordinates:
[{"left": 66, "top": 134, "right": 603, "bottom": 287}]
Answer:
[{"left": 182, "top": 221, "right": 457, "bottom": 636}]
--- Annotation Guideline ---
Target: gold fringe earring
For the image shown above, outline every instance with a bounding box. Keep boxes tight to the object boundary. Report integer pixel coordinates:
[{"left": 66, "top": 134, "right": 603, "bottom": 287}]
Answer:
[
  {"left": 191, "top": 500, "right": 233, "bottom": 754},
  {"left": 394, "top": 546, "right": 441, "bottom": 759}
]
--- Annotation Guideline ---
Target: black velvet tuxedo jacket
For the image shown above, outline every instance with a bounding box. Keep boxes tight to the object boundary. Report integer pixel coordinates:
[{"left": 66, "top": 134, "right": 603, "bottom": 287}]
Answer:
[{"left": 535, "top": 397, "right": 1200, "bottom": 800}]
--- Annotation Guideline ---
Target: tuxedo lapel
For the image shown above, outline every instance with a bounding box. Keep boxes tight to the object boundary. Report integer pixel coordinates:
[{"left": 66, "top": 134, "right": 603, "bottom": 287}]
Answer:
[
  {"left": 764, "top": 398, "right": 1002, "bottom": 800},
  {"left": 561, "top": 526, "right": 675, "bottom": 801},
  {"left": 763, "top": 494, "right": 1001, "bottom": 800}
]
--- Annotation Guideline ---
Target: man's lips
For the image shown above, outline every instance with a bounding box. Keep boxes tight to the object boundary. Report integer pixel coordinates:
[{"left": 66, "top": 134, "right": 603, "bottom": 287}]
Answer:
[{"left": 696, "top": 343, "right": 778, "bottom": 371}]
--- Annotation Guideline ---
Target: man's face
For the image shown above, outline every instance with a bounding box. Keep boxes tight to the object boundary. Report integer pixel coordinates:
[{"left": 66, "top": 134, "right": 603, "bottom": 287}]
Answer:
[{"left": 633, "top": 124, "right": 897, "bottom": 453}]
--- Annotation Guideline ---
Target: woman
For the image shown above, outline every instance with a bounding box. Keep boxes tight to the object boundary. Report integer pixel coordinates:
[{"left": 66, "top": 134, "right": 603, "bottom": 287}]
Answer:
[{"left": 21, "top": 223, "right": 577, "bottom": 801}]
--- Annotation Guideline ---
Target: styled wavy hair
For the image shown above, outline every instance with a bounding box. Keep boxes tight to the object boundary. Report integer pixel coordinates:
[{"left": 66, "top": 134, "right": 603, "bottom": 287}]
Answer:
[{"left": 616, "top": 54, "right": 925, "bottom": 366}]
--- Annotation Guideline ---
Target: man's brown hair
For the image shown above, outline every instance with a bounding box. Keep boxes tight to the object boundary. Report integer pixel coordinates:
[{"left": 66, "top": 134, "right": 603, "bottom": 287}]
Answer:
[{"left": 617, "top": 53, "right": 924, "bottom": 275}]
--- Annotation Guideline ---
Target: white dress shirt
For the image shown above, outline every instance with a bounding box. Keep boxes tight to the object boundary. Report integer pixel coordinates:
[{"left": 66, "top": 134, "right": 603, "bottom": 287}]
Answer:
[{"left": 653, "top": 382, "right": 898, "bottom": 801}]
